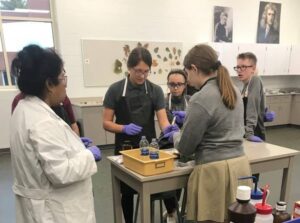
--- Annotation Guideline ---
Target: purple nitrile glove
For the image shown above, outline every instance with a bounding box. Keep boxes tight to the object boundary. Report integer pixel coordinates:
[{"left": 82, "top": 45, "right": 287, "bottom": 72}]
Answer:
[
  {"left": 122, "top": 123, "right": 143, "bottom": 136},
  {"left": 163, "top": 124, "right": 180, "bottom": 135},
  {"left": 264, "top": 108, "right": 275, "bottom": 122},
  {"left": 247, "top": 135, "right": 263, "bottom": 143},
  {"left": 163, "top": 130, "right": 179, "bottom": 143},
  {"left": 80, "top": 137, "right": 93, "bottom": 148},
  {"left": 87, "top": 145, "right": 102, "bottom": 161},
  {"left": 172, "top": 111, "right": 186, "bottom": 125}
]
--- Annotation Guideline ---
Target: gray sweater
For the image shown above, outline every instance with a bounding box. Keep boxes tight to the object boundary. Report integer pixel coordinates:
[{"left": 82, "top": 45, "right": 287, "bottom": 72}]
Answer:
[
  {"left": 242, "top": 75, "right": 266, "bottom": 139},
  {"left": 174, "top": 79, "right": 245, "bottom": 165}
]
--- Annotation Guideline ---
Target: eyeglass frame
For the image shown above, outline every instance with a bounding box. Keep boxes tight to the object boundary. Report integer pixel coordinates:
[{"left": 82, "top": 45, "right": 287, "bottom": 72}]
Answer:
[
  {"left": 233, "top": 65, "right": 253, "bottom": 71},
  {"left": 132, "top": 67, "right": 151, "bottom": 76},
  {"left": 167, "top": 82, "right": 186, "bottom": 89}
]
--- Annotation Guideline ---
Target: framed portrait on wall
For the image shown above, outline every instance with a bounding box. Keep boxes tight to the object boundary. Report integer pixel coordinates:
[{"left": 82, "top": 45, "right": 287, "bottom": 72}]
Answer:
[
  {"left": 213, "top": 6, "right": 233, "bottom": 42},
  {"left": 256, "top": 1, "right": 281, "bottom": 44}
]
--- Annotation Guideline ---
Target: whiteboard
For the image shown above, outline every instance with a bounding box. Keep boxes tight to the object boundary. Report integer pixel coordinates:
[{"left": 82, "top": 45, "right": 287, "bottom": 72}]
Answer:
[{"left": 81, "top": 39, "right": 183, "bottom": 87}]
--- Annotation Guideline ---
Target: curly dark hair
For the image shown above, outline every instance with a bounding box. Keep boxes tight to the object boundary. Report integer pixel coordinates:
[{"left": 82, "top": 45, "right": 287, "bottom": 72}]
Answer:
[{"left": 11, "top": 44, "right": 63, "bottom": 98}]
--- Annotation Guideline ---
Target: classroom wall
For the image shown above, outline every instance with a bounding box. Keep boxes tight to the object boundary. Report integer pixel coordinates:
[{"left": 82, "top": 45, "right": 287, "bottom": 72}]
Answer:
[
  {"left": 52, "top": 0, "right": 300, "bottom": 98},
  {"left": 1, "top": 0, "right": 300, "bottom": 148}
]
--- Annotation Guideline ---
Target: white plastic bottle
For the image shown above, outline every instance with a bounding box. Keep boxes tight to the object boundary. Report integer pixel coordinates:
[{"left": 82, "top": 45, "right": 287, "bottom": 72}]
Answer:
[
  {"left": 139, "top": 136, "right": 149, "bottom": 156},
  {"left": 254, "top": 203, "right": 273, "bottom": 223},
  {"left": 149, "top": 138, "right": 159, "bottom": 159}
]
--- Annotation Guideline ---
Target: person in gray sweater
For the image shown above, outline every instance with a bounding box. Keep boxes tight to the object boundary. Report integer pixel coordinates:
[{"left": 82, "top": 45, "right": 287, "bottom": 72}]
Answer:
[
  {"left": 235, "top": 52, "right": 266, "bottom": 142},
  {"left": 164, "top": 44, "right": 251, "bottom": 222}
]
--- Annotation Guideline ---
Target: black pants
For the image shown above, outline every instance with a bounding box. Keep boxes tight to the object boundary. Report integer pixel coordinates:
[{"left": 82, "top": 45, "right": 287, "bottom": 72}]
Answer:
[
  {"left": 163, "top": 189, "right": 182, "bottom": 214},
  {"left": 121, "top": 182, "right": 137, "bottom": 223}
]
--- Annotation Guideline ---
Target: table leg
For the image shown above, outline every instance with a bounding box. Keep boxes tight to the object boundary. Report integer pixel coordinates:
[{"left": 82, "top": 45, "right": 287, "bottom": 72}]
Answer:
[
  {"left": 280, "top": 156, "right": 294, "bottom": 201},
  {"left": 111, "top": 169, "right": 123, "bottom": 223},
  {"left": 141, "top": 184, "right": 151, "bottom": 223}
]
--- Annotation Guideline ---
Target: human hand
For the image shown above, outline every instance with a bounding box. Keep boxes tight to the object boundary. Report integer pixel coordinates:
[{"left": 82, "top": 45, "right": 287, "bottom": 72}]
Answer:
[
  {"left": 122, "top": 123, "right": 142, "bottom": 135},
  {"left": 87, "top": 146, "right": 102, "bottom": 161},
  {"left": 247, "top": 135, "right": 263, "bottom": 143},
  {"left": 80, "top": 137, "right": 93, "bottom": 148},
  {"left": 163, "top": 124, "right": 180, "bottom": 135},
  {"left": 163, "top": 130, "right": 179, "bottom": 143},
  {"left": 264, "top": 108, "right": 275, "bottom": 122},
  {"left": 172, "top": 111, "right": 186, "bottom": 125}
]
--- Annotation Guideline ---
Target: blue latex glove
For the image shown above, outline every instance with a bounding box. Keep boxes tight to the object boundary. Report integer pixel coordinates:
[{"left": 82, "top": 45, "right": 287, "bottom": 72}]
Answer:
[
  {"left": 172, "top": 111, "right": 186, "bottom": 125},
  {"left": 264, "top": 108, "right": 275, "bottom": 122},
  {"left": 122, "top": 123, "right": 143, "bottom": 135},
  {"left": 163, "top": 124, "right": 180, "bottom": 135},
  {"left": 80, "top": 137, "right": 93, "bottom": 148},
  {"left": 87, "top": 146, "right": 102, "bottom": 161},
  {"left": 163, "top": 130, "right": 179, "bottom": 143},
  {"left": 247, "top": 135, "right": 263, "bottom": 143}
]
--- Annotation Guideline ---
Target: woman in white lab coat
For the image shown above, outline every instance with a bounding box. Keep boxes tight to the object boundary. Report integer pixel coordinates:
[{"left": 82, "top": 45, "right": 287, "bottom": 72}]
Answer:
[{"left": 10, "top": 44, "right": 101, "bottom": 223}]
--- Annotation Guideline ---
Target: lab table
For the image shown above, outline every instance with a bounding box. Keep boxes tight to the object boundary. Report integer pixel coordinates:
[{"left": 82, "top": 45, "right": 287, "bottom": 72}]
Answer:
[{"left": 108, "top": 141, "right": 299, "bottom": 223}]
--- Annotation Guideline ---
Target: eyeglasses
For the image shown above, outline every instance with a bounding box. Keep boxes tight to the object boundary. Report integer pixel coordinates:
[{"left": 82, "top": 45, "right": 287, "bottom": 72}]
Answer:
[
  {"left": 233, "top": 65, "right": 253, "bottom": 71},
  {"left": 167, "top": 82, "right": 186, "bottom": 88},
  {"left": 132, "top": 68, "right": 151, "bottom": 76}
]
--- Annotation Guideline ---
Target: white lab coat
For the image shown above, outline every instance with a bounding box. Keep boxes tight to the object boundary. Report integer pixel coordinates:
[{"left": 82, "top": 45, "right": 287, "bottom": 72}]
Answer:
[{"left": 10, "top": 96, "right": 97, "bottom": 223}]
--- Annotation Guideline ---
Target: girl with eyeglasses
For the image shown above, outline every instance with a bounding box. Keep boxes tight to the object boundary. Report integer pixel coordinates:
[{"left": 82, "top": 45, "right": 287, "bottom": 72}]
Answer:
[
  {"left": 103, "top": 47, "right": 176, "bottom": 223},
  {"left": 166, "top": 69, "right": 190, "bottom": 128}
]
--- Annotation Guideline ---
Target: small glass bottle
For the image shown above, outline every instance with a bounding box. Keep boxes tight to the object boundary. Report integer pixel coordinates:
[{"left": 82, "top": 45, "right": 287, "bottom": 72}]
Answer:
[
  {"left": 139, "top": 136, "right": 149, "bottom": 156},
  {"left": 272, "top": 201, "right": 291, "bottom": 223},
  {"left": 149, "top": 138, "right": 159, "bottom": 159}
]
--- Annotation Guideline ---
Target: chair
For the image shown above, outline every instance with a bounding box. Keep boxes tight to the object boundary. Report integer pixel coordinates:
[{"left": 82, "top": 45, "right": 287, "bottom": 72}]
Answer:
[{"left": 134, "top": 192, "right": 182, "bottom": 223}]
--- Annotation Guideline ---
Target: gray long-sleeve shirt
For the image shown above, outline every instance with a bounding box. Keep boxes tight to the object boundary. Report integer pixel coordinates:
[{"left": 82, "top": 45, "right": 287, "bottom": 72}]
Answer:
[
  {"left": 242, "top": 75, "right": 266, "bottom": 139},
  {"left": 174, "top": 79, "right": 245, "bottom": 165}
]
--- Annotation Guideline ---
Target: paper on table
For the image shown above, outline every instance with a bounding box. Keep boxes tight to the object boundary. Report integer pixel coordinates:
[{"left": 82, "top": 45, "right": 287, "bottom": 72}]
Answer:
[{"left": 111, "top": 155, "right": 123, "bottom": 164}]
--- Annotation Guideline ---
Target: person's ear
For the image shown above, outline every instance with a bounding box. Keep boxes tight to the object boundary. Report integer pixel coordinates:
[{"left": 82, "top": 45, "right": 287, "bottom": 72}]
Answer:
[
  {"left": 190, "top": 64, "right": 198, "bottom": 73},
  {"left": 45, "top": 79, "right": 54, "bottom": 94}
]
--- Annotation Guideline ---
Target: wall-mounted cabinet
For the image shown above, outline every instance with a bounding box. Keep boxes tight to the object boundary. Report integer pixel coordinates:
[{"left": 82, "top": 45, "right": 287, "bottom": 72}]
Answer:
[
  {"left": 238, "top": 44, "right": 267, "bottom": 76},
  {"left": 209, "top": 42, "right": 239, "bottom": 76},
  {"left": 210, "top": 43, "right": 299, "bottom": 76},
  {"left": 288, "top": 45, "right": 300, "bottom": 75},
  {"left": 265, "top": 45, "right": 291, "bottom": 75}
]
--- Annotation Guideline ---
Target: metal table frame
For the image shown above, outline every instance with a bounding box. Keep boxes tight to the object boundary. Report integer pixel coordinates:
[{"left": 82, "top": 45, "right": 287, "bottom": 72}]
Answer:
[{"left": 108, "top": 141, "right": 299, "bottom": 223}]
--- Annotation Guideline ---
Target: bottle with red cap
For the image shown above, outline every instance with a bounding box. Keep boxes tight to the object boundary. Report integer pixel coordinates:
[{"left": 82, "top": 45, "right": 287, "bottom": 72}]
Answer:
[{"left": 254, "top": 185, "right": 273, "bottom": 223}]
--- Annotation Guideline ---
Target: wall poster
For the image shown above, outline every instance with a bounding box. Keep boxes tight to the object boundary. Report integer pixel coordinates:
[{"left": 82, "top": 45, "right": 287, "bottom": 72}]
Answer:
[{"left": 81, "top": 39, "right": 183, "bottom": 87}]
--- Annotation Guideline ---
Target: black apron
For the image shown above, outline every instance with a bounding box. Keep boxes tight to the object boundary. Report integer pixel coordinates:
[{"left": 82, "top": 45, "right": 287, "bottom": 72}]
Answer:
[{"left": 114, "top": 77, "right": 156, "bottom": 155}]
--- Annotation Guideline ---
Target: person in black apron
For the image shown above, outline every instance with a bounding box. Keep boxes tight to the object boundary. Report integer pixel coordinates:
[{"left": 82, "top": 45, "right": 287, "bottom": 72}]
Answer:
[
  {"left": 235, "top": 52, "right": 267, "bottom": 182},
  {"left": 235, "top": 52, "right": 266, "bottom": 142},
  {"left": 165, "top": 69, "right": 190, "bottom": 128},
  {"left": 103, "top": 47, "right": 172, "bottom": 223}
]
